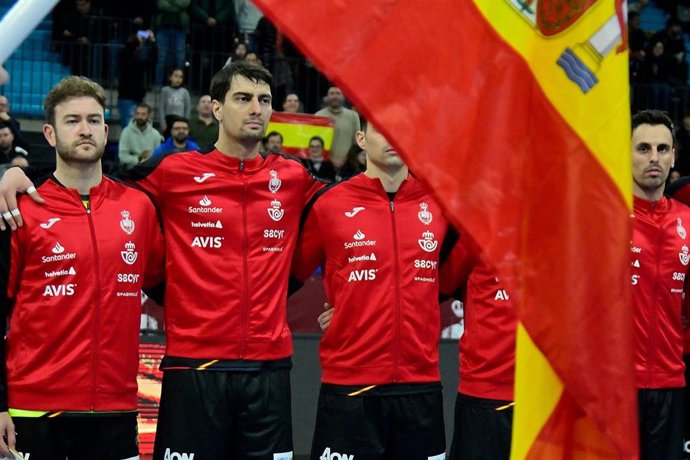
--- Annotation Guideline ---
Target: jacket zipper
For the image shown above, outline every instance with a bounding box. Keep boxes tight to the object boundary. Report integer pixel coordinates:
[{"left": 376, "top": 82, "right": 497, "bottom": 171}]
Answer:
[
  {"left": 647, "top": 220, "right": 663, "bottom": 388},
  {"left": 389, "top": 199, "right": 401, "bottom": 382},
  {"left": 86, "top": 205, "right": 102, "bottom": 410},
  {"left": 240, "top": 160, "right": 250, "bottom": 358}
]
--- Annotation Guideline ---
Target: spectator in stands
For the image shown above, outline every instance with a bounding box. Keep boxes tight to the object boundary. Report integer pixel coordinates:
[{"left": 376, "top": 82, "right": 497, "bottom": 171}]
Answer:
[
  {"left": 189, "top": 95, "right": 218, "bottom": 150},
  {"left": 0, "top": 123, "right": 28, "bottom": 165},
  {"left": 119, "top": 103, "right": 164, "bottom": 169},
  {"left": 235, "top": 0, "right": 262, "bottom": 50},
  {"left": 315, "top": 86, "right": 360, "bottom": 165},
  {"left": 0, "top": 97, "right": 28, "bottom": 150},
  {"left": 675, "top": 113, "right": 690, "bottom": 177},
  {"left": 282, "top": 92, "right": 300, "bottom": 113},
  {"left": 117, "top": 31, "right": 158, "bottom": 128},
  {"left": 650, "top": 17, "right": 688, "bottom": 86},
  {"left": 264, "top": 131, "right": 283, "bottom": 154},
  {"left": 189, "top": 0, "right": 237, "bottom": 91},
  {"left": 304, "top": 135, "right": 335, "bottom": 182},
  {"left": 153, "top": 0, "right": 189, "bottom": 86},
  {"left": 637, "top": 41, "right": 673, "bottom": 111},
  {"left": 244, "top": 51, "right": 261, "bottom": 66},
  {"left": 56, "top": 0, "right": 103, "bottom": 77},
  {"left": 152, "top": 116, "right": 199, "bottom": 156},
  {"left": 338, "top": 142, "right": 366, "bottom": 180},
  {"left": 159, "top": 67, "right": 191, "bottom": 134},
  {"left": 629, "top": 11, "right": 647, "bottom": 83},
  {"left": 0, "top": 66, "right": 7, "bottom": 85}
]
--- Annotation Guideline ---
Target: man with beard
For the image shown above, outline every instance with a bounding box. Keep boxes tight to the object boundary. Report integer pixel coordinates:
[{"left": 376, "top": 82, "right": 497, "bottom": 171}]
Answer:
[
  {"left": 118, "top": 102, "right": 164, "bottom": 169},
  {"left": 189, "top": 95, "right": 219, "bottom": 150},
  {"left": 315, "top": 87, "right": 360, "bottom": 165},
  {"left": 0, "top": 76, "right": 165, "bottom": 459},
  {"left": 0, "top": 60, "right": 325, "bottom": 459},
  {"left": 151, "top": 116, "right": 199, "bottom": 157},
  {"left": 630, "top": 109, "right": 690, "bottom": 459}
]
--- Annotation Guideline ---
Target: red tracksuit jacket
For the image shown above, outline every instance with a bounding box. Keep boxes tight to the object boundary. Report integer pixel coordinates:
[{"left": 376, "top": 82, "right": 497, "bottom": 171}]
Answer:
[
  {"left": 292, "top": 173, "right": 455, "bottom": 385},
  {"left": 127, "top": 150, "right": 323, "bottom": 362},
  {"left": 0, "top": 176, "right": 165, "bottom": 411},
  {"left": 631, "top": 195, "right": 690, "bottom": 388},
  {"left": 440, "top": 237, "right": 516, "bottom": 401}
]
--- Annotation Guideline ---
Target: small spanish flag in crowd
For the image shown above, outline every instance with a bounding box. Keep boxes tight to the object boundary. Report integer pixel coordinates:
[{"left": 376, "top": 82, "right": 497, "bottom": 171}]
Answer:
[
  {"left": 255, "top": 0, "right": 636, "bottom": 458},
  {"left": 267, "top": 112, "right": 334, "bottom": 159}
]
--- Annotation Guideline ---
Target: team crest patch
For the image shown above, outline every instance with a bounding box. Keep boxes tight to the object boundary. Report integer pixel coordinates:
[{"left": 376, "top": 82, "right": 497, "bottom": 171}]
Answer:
[
  {"left": 418, "top": 202, "right": 433, "bottom": 225},
  {"left": 120, "top": 210, "right": 135, "bottom": 235},
  {"left": 121, "top": 241, "right": 138, "bottom": 265},
  {"left": 678, "top": 218, "right": 687, "bottom": 239},
  {"left": 269, "top": 170, "right": 282, "bottom": 193},
  {"left": 268, "top": 199, "right": 284, "bottom": 222}
]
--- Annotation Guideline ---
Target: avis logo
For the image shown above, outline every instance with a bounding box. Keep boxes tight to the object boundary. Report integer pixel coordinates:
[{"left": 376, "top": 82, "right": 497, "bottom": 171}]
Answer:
[
  {"left": 191, "top": 236, "right": 223, "bottom": 248},
  {"left": 348, "top": 269, "right": 377, "bottom": 282},
  {"left": 320, "top": 448, "right": 353, "bottom": 460},
  {"left": 164, "top": 449, "right": 195, "bottom": 460},
  {"left": 44, "top": 284, "right": 75, "bottom": 296},
  {"left": 418, "top": 231, "right": 438, "bottom": 253}
]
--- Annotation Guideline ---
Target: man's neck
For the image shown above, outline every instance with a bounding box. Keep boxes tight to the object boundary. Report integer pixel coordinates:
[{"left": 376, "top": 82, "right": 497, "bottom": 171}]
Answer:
[
  {"left": 634, "top": 186, "right": 664, "bottom": 202},
  {"left": 215, "top": 137, "right": 260, "bottom": 160},
  {"left": 54, "top": 161, "right": 103, "bottom": 195},
  {"left": 365, "top": 164, "right": 409, "bottom": 193},
  {"left": 328, "top": 105, "right": 343, "bottom": 114}
]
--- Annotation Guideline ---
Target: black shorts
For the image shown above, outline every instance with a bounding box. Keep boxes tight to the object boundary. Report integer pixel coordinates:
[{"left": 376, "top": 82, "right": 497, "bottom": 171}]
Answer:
[
  {"left": 153, "top": 368, "right": 293, "bottom": 460},
  {"left": 12, "top": 412, "right": 139, "bottom": 460},
  {"left": 310, "top": 384, "right": 445, "bottom": 460},
  {"left": 639, "top": 387, "right": 684, "bottom": 460},
  {"left": 448, "top": 392, "right": 513, "bottom": 460}
]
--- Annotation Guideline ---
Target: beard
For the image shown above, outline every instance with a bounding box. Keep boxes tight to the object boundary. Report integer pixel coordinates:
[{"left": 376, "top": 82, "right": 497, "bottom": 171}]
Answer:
[{"left": 55, "top": 134, "right": 105, "bottom": 164}]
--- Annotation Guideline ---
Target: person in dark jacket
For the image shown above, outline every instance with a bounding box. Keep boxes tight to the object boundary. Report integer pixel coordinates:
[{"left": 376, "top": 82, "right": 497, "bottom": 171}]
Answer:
[{"left": 117, "top": 31, "right": 158, "bottom": 128}]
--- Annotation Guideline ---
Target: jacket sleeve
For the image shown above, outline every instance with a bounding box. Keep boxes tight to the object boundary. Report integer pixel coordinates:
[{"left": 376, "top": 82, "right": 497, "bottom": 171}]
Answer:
[
  {"left": 142, "top": 197, "right": 166, "bottom": 304},
  {"left": 0, "top": 225, "right": 21, "bottom": 411},
  {"left": 439, "top": 230, "right": 479, "bottom": 298},
  {"left": 119, "top": 152, "right": 168, "bottom": 203},
  {"left": 289, "top": 200, "right": 325, "bottom": 295}
]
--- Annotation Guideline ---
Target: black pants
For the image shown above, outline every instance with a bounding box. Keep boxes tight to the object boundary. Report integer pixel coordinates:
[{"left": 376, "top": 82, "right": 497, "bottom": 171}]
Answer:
[
  {"left": 13, "top": 412, "right": 139, "bottom": 460},
  {"left": 449, "top": 392, "right": 513, "bottom": 460},
  {"left": 639, "top": 387, "right": 684, "bottom": 460},
  {"left": 153, "top": 368, "right": 293, "bottom": 460},
  {"left": 310, "top": 386, "right": 445, "bottom": 460}
]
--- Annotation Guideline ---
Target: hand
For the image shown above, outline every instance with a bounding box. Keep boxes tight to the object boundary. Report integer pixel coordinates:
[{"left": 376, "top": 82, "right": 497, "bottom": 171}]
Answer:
[
  {"left": 0, "top": 167, "right": 44, "bottom": 232},
  {"left": 0, "top": 113, "right": 9, "bottom": 122},
  {"left": 0, "top": 412, "right": 15, "bottom": 458},
  {"left": 207, "top": 17, "right": 217, "bottom": 27},
  {"left": 317, "top": 302, "right": 334, "bottom": 332},
  {"left": 147, "top": 30, "right": 156, "bottom": 42}
]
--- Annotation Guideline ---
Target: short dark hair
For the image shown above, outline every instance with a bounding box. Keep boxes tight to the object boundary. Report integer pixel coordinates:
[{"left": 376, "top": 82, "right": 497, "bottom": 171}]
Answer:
[
  {"left": 136, "top": 102, "right": 151, "bottom": 113},
  {"left": 170, "top": 116, "right": 189, "bottom": 128},
  {"left": 309, "top": 135, "right": 324, "bottom": 148},
  {"left": 44, "top": 76, "right": 106, "bottom": 126},
  {"left": 210, "top": 60, "right": 273, "bottom": 103},
  {"left": 359, "top": 114, "right": 368, "bottom": 134},
  {"left": 0, "top": 121, "right": 10, "bottom": 131},
  {"left": 266, "top": 131, "right": 283, "bottom": 142},
  {"left": 632, "top": 110, "right": 675, "bottom": 143}
]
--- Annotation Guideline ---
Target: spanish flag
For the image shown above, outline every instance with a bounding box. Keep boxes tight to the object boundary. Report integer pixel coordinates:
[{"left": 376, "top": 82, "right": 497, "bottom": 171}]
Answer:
[
  {"left": 267, "top": 112, "right": 334, "bottom": 159},
  {"left": 254, "top": 1, "right": 636, "bottom": 458}
]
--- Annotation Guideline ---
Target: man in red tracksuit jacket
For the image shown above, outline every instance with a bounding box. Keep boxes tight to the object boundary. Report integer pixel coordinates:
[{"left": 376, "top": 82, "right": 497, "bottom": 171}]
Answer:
[
  {"left": 291, "top": 120, "right": 457, "bottom": 459},
  {"left": 0, "top": 62, "right": 324, "bottom": 459},
  {"left": 439, "top": 237, "right": 516, "bottom": 460},
  {"left": 0, "top": 76, "right": 165, "bottom": 460},
  {"left": 630, "top": 109, "right": 690, "bottom": 460}
]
